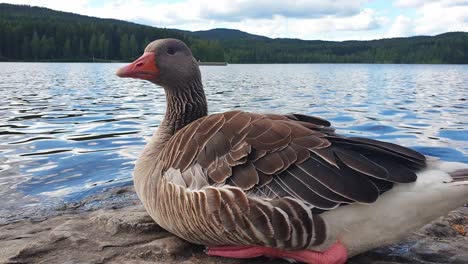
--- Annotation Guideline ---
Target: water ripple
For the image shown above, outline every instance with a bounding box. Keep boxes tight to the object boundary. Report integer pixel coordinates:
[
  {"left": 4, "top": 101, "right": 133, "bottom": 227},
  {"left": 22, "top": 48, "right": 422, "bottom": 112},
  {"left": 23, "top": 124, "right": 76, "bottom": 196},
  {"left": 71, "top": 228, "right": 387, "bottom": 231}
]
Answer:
[{"left": 0, "top": 62, "right": 467, "bottom": 217}]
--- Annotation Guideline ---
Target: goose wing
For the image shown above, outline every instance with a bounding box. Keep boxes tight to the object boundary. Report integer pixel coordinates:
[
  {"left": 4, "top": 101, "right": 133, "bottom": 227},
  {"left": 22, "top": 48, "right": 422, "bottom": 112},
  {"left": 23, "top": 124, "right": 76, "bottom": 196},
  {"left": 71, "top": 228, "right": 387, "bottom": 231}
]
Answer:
[
  {"left": 158, "top": 110, "right": 426, "bottom": 248},
  {"left": 161, "top": 110, "right": 425, "bottom": 208}
]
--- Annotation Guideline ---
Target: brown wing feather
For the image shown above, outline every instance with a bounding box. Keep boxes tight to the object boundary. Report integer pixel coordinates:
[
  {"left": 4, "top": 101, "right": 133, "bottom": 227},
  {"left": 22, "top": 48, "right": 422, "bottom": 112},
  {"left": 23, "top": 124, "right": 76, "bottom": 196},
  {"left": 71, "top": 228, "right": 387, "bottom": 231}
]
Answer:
[
  {"left": 163, "top": 110, "right": 425, "bottom": 204},
  {"left": 159, "top": 110, "right": 426, "bottom": 249}
]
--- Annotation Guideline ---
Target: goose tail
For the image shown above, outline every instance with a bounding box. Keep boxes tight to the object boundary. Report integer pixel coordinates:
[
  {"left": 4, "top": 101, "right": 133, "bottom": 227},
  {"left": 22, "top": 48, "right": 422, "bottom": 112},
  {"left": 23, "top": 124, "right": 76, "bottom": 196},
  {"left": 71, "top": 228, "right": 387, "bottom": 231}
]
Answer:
[
  {"left": 449, "top": 168, "right": 468, "bottom": 186},
  {"left": 428, "top": 158, "right": 468, "bottom": 187},
  {"left": 322, "top": 158, "right": 468, "bottom": 257}
]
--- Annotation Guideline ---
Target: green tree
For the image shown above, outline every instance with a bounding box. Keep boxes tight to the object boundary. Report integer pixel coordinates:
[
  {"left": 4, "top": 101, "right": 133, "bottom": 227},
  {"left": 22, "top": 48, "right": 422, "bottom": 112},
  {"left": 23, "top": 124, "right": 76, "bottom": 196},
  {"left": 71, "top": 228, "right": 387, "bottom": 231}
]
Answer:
[
  {"left": 129, "top": 34, "right": 138, "bottom": 58},
  {"left": 143, "top": 37, "right": 150, "bottom": 50},
  {"left": 79, "top": 38, "right": 85, "bottom": 58},
  {"left": 63, "top": 38, "right": 72, "bottom": 58},
  {"left": 31, "top": 31, "right": 40, "bottom": 60},
  {"left": 89, "top": 33, "right": 97, "bottom": 58},
  {"left": 120, "top": 34, "right": 129, "bottom": 59},
  {"left": 48, "top": 36, "right": 56, "bottom": 59},
  {"left": 22, "top": 35, "right": 30, "bottom": 59},
  {"left": 98, "top": 33, "right": 109, "bottom": 59},
  {"left": 39, "top": 35, "right": 49, "bottom": 59}
]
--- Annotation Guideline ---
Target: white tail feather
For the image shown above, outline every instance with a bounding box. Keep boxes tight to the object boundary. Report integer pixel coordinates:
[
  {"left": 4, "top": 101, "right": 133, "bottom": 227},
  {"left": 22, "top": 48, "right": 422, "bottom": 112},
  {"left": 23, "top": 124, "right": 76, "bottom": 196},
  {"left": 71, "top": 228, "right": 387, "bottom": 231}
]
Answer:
[
  {"left": 318, "top": 159, "right": 468, "bottom": 257},
  {"left": 452, "top": 180, "right": 468, "bottom": 186}
]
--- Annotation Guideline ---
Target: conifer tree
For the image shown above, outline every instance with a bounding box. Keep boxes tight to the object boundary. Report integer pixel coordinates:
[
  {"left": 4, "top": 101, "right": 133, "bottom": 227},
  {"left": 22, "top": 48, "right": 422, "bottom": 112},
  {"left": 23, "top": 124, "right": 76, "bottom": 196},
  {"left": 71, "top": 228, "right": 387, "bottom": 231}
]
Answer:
[{"left": 31, "top": 31, "right": 40, "bottom": 60}]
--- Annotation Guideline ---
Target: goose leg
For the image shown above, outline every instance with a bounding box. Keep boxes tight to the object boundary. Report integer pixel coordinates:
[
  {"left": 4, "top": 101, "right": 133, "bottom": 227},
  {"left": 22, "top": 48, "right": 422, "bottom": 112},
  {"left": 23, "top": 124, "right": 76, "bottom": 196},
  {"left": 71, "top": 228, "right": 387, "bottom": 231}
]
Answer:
[{"left": 206, "top": 241, "right": 347, "bottom": 264}]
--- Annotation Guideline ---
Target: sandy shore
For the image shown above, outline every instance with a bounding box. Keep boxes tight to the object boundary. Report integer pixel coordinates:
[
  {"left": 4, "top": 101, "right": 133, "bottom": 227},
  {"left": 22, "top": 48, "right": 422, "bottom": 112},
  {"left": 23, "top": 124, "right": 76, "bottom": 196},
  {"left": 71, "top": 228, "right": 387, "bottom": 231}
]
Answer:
[{"left": 1, "top": 186, "right": 467, "bottom": 264}]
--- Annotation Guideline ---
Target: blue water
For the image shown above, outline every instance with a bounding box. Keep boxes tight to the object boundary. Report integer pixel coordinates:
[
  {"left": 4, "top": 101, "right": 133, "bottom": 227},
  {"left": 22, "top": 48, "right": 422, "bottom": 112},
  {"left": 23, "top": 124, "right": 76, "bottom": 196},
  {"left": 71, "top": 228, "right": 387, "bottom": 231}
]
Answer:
[{"left": 0, "top": 63, "right": 467, "bottom": 216}]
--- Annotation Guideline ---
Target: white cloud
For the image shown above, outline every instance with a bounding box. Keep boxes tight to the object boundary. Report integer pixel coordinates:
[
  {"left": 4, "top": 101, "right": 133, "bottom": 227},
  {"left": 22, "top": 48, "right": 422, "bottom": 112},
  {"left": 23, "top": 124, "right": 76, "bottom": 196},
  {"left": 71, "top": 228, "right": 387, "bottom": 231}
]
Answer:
[
  {"left": 387, "top": 15, "right": 413, "bottom": 38},
  {"left": 395, "top": 0, "right": 468, "bottom": 8},
  {"left": 387, "top": 0, "right": 468, "bottom": 37},
  {"left": 394, "top": 0, "right": 437, "bottom": 8},
  {"left": 413, "top": 1, "right": 468, "bottom": 34},
  {"left": 333, "top": 8, "right": 383, "bottom": 31},
  {"left": 2, "top": 0, "right": 468, "bottom": 40},
  {"left": 2, "top": 0, "right": 379, "bottom": 40},
  {"left": 165, "top": 8, "right": 384, "bottom": 40},
  {"left": 4, "top": 0, "right": 91, "bottom": 14},
  {"left": 199, "top": 0, "right": 366, "bottom": 21}
]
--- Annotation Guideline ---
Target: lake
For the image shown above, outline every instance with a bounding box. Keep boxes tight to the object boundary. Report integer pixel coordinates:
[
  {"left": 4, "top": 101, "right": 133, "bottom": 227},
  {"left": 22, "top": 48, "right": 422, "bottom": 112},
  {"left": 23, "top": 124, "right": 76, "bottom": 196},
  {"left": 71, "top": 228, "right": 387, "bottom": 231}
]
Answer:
[{"left": 0, "top": 63, "right": 467, "bottom": 219}]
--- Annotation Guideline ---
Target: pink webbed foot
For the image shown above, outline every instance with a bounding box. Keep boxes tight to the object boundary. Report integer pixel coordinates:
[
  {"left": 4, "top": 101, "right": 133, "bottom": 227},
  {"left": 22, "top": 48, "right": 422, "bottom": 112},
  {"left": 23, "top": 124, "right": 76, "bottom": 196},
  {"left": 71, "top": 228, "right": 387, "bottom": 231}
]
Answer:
[{"left": 206, "top": 241, "right": 347, "bottom": 264}]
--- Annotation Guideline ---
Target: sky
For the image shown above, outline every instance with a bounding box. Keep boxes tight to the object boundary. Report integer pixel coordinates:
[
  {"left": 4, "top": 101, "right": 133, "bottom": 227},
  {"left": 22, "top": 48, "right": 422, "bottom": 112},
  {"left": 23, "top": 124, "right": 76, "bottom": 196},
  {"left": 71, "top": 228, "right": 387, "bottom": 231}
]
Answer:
[{"left": 2, "top": 0, "right": 468, "bottom": 41}]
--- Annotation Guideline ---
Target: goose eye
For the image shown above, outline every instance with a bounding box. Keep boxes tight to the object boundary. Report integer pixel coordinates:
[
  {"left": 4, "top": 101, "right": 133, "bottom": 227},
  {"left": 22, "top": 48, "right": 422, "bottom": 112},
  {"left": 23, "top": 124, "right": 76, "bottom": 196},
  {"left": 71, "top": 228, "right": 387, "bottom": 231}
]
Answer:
[{"left": 167, "top": 47, "right": 176, "bottom": 55}]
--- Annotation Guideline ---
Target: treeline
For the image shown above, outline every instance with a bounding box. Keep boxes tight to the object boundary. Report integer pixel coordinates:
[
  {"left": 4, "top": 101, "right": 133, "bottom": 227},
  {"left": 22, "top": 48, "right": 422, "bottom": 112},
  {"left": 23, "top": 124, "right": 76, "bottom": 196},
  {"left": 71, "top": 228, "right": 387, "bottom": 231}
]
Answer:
[
  {"left": 218, "top": 34, "right": 468, "bottom": 64},
  {"left": 1, "top": 4, "right": 468, "bottom": 64},
  {"left": 183, "top": 28, "right": 468, "bottom": 64},
  {"left": 0, "top": 4, "right": 224, "bottom": 62}
]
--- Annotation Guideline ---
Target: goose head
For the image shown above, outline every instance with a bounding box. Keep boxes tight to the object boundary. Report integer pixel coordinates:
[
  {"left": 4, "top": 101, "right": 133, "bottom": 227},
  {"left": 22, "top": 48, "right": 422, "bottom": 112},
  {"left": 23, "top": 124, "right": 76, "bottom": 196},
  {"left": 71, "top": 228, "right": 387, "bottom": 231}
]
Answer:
[
  {"left": 116, "top": 38, "right": 201, "bottom": 90},
  {"left": 116, "top": 38, "right": 207, "bottom": 134}
]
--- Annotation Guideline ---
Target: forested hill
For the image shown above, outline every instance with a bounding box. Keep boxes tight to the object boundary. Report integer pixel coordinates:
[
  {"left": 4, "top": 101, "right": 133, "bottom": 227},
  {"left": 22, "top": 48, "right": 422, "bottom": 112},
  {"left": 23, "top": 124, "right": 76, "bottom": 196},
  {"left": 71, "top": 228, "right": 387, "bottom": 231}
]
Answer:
[
  {"left": 0, "top": 4, "right": 224, "bottom": 62},
  {"left": 1, "top": 3, "right": 468, "bottom": 64},
  {"left": 190, "top": 30, "right": 468, "bottom": 64}
]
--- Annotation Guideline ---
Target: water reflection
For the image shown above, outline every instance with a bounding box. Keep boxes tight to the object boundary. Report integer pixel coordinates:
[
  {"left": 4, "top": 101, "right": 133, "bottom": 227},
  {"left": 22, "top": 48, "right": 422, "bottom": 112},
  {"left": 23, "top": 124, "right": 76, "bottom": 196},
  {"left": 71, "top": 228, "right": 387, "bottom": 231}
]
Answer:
[{"left": 0, "top": 62, "right": 467, "bottom": 216}]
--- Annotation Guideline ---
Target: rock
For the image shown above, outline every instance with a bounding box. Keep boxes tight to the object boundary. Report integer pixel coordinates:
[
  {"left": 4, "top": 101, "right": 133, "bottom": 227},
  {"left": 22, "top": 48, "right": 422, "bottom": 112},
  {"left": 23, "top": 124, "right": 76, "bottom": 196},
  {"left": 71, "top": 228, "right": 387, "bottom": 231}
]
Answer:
[
  {"left": 130, "top": 236, "right": 193, "bottom": 261},
  {"left": 450, "top": 254, "right": 468, "bottom": 264},
  {"left": 410, "top": 241, "right": 458, "bottom": 263},
  {"left": 419, "top": 221, "right": 459, "bottom": 237},
  {"left": 91, "top": 207, "right": 162, "bottom": 235},
  {"left": 1, "top": 187, "right": 467, "bottom": 264}
]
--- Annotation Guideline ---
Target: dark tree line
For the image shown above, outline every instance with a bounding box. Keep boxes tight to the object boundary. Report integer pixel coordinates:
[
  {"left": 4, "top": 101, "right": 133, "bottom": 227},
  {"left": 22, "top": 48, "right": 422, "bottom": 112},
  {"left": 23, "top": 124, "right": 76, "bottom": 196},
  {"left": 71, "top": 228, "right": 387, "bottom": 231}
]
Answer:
[
  {"left": 0, "top": 4, "right": 224, "bottom": 62},
  {"left": 1, "top": 4, "right": 468, "bottom": 64},
  {"left": 216, "top": 34, "right": 468, "bottom": 64}
]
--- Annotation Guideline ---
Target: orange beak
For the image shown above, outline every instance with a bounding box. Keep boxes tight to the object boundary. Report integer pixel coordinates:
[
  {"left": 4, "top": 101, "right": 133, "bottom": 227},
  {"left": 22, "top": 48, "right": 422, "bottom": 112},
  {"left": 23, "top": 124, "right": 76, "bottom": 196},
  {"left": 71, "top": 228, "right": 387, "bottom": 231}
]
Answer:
[{"left": 116, "top": 52, "right": 159, "bottom": 81}]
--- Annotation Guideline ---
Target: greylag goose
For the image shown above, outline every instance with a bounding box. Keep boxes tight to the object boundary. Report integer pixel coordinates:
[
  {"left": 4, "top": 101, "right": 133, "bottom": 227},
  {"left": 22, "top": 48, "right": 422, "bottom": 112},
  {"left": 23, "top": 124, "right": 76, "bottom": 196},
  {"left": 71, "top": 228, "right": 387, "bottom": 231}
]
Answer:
[{"left": 116, "top": 38, "right": 468, "bottom": 264}]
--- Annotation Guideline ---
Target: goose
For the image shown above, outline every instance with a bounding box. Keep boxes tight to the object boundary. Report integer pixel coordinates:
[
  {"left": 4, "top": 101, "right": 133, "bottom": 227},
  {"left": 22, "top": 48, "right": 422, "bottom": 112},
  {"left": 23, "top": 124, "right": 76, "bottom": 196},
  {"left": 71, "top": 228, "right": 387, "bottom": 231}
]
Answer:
[{"left": 116, "top": 38, "right": 468, "bottom": 264}]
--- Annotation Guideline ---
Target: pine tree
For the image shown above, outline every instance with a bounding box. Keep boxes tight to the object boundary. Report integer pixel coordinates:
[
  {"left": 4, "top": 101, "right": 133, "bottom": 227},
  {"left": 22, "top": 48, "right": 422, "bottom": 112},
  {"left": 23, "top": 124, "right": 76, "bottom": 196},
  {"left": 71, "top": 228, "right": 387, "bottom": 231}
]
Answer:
[
  {"left": 47, "top": 36, "right": 56, "bottom": 59},
  {"left": 39, "top": 35, "right": 49, "bottom": 59},
  {"left": 120, "top": 34, "right": 129, "bottom": 60},
  {"left": 98, "top": 33, "right": 108, "bottom": 59},
  {"left": 89, "top": 33, "right": 97, "bottom": 58},
  {"left": 79, "top": 38, "right": 85, "bottom": 58},
  {"left": 31, "top": 31, "right": 40, "bottom": 60},
  {"left": 22, "top": 35, "right": 30, "bottom": 59},
  {"left": 143, "top": 37, "right": 150, "bottom": 50},
  {"left": 63, "top": 38, "right": 72, "bottom": 58},
  {"left": 129, "top": 34, "right": 138, "bottom": 58}
]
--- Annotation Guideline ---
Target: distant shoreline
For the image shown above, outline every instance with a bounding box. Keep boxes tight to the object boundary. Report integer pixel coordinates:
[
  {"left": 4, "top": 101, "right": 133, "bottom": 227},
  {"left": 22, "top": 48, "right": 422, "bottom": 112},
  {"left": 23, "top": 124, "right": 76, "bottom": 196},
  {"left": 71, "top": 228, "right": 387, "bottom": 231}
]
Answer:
[
  {"left": 198, "top": 61, "right": 228, "bottom": 66},
  {"left": 1, "top": 60, "right": 467, "bottom": 65},
  {"left": 0, "top": 59, "right": 229, "bottom": 65}
]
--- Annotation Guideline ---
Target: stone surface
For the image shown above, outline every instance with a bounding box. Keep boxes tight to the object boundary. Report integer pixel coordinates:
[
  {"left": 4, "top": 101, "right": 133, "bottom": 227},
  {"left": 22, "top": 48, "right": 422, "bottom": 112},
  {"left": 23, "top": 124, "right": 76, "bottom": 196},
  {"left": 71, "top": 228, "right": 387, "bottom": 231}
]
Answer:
[
  {"left": 349, "top": 208, "right": 468, "bottom": 264},
  {"left": 1, "top": 187, "right": 467, "bottom": 264}
]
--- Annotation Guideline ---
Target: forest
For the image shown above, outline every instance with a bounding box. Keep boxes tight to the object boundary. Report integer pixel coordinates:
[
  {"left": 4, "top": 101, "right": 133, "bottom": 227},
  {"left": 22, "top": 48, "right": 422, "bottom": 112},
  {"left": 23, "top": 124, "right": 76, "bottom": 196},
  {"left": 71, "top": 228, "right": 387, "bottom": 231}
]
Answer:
[
  {"left": 0, "top": 4, "right": 224, "bottom": 62},
  {"left": 1, "top": 3, "right": 468, "bottom": 64}
]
